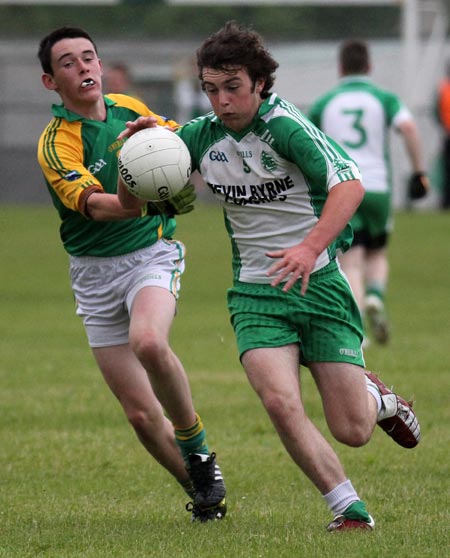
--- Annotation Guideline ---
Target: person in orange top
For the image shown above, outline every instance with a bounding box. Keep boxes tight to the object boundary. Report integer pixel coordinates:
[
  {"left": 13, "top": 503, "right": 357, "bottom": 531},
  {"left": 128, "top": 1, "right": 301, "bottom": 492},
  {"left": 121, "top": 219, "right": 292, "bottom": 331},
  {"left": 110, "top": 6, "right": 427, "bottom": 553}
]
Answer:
[{"left": 436, "top": 63, "right": 450, "bottom": 209}]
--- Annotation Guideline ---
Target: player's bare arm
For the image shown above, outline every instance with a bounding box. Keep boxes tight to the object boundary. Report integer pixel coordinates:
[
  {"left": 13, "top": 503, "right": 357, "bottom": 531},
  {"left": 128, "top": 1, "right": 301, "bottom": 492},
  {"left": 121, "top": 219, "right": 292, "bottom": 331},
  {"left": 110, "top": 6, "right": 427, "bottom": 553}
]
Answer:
[
  {"left": 267, "top": 179, "right": 364, "bottom": 294},
  {"left": 117, "top": 176, "right": 145, "bottom": 211},
  {"left": 85, "top": 191, "right": 141, "bottom": 221},
  {"left": 398, "top": 119, "right": 426, "bottom": 173}
]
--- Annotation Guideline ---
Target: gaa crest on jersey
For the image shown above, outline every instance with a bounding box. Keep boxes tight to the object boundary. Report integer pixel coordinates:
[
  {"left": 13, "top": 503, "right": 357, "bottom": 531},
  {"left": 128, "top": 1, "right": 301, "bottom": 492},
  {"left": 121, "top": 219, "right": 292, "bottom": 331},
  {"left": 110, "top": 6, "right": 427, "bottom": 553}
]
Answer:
[
  {"left": 261, "top": 151, "right": 277, "bottom": 172},
  {"left": 209, "top": 150, "right": 229, "bottom": 162}
]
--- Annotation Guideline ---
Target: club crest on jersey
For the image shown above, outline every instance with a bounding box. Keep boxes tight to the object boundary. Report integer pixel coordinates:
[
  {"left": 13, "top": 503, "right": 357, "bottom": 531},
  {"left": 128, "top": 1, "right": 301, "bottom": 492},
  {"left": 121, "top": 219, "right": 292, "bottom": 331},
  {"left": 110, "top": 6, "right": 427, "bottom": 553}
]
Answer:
[
  {"left": 332, "top": 159, "right": 351, "bottom": 172},
  {"left": 261, "top": 151, "right": 277, "bottom": 172}
]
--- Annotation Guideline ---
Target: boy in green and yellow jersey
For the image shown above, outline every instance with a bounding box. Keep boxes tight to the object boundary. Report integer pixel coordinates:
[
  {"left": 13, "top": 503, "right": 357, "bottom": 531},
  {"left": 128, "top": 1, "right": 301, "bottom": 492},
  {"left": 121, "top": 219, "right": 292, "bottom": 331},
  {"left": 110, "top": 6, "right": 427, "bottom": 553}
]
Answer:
[{"left": 37, "top": 26, "right": 226, "bottom": 522}]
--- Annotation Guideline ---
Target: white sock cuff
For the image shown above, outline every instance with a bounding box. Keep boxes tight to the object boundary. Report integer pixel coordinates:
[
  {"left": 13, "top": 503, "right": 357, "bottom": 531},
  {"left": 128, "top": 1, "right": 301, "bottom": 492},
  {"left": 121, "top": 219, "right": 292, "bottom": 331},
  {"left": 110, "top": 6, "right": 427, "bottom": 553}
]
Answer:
[
  {"left": 323, "top": 479, "right": 359, "bottom": 516},
  {"left": 365, "top": 376, "right": 383, "bottom": 414}
]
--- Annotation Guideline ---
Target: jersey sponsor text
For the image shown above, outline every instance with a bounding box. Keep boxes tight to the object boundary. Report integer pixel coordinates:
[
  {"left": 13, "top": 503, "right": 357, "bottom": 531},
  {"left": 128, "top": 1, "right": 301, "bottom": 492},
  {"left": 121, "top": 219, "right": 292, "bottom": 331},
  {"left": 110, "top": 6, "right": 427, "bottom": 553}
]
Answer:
[{"left": 207, "top": 175, "right": 294, "bottom": 205}]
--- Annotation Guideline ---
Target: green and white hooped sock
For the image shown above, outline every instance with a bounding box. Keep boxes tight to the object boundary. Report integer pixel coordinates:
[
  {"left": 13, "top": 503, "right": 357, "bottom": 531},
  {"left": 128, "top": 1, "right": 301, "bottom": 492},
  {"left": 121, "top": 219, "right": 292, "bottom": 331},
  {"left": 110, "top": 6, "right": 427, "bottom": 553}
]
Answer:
[{"left": 366, "top": 284, "right": 385, "bottom": 302}]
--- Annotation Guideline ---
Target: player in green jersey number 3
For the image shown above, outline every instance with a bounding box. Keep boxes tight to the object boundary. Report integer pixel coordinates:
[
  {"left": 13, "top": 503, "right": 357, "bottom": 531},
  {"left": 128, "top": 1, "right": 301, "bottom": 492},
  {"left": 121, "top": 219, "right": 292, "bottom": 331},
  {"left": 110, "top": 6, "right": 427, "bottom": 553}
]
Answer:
[{"left": 309, "top": 39, "right": 429, "bottom": 346}]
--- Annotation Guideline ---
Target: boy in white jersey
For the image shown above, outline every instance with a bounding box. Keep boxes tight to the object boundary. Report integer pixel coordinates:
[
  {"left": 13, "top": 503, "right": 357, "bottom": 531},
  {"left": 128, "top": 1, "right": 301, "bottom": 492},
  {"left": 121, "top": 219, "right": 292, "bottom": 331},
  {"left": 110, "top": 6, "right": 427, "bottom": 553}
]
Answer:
[
  {"left": 309, "top": 39, "right": 428, "bottom": 344},
  {"left": 119, "top": 21, "right": 420, "bottom": 531}
]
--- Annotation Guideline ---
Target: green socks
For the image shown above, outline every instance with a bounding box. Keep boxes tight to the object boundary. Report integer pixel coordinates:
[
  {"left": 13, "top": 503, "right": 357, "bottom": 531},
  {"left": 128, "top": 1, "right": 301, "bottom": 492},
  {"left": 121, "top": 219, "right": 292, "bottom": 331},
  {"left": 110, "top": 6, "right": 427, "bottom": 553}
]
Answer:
[{"left": 174, "top": 413, "right": 209, "bottom": 464}]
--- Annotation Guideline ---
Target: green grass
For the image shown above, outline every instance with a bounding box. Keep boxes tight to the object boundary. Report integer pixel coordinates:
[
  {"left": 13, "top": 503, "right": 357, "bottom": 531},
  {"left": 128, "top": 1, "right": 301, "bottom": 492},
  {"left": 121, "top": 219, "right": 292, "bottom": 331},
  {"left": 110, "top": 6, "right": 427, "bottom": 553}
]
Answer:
[{"left": 1, "top": 204, "right": 449, "bottom": 558}]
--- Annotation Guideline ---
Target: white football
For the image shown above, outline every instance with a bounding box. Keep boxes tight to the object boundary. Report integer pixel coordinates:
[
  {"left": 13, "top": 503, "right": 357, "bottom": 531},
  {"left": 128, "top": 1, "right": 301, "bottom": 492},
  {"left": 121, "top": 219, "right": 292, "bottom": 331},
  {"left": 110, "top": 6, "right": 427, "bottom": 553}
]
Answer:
[{"left": 118, "top": 127, "right": 191, "bottom": 202}]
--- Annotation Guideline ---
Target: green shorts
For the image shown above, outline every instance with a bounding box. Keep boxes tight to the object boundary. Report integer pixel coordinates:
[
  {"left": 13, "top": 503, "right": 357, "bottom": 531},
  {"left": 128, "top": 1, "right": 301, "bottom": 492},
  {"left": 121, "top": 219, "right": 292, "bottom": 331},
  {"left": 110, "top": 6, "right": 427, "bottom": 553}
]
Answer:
[
  {"left": 350, "top": 191, "right": 392, "bottom": 238},
  {"left": 227, "top": 261, "right": 365, "bottom": 366}
]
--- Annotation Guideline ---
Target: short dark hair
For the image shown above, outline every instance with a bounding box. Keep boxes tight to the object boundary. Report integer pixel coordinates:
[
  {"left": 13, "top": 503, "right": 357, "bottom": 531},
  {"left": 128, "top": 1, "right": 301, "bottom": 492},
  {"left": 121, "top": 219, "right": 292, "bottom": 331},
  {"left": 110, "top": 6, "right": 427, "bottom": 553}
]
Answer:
[
  {"left": 339, "top": 39, "right": 370, "bottom": 75},
  {"left": 196, "top": 20, "right": 279, "bottom": 98},
  {"left": 38, "top": 26, "right": 97, "bottom": 75}
]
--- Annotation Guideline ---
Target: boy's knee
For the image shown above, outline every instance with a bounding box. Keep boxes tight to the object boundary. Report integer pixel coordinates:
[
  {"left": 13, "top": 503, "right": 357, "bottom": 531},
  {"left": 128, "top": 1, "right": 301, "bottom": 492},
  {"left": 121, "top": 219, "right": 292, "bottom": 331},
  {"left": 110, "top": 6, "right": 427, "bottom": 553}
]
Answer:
[{"left": 330, "top": 420, "right": 372, "bottom": 447}]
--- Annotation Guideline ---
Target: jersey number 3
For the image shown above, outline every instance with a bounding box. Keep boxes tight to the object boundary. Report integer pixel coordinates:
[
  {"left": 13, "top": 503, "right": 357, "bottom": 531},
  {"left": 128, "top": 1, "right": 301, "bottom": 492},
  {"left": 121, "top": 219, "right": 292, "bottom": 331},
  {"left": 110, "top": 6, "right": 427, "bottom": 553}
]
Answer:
[{"left": 342, "top": 109, "right": 367, "bottom": 149}]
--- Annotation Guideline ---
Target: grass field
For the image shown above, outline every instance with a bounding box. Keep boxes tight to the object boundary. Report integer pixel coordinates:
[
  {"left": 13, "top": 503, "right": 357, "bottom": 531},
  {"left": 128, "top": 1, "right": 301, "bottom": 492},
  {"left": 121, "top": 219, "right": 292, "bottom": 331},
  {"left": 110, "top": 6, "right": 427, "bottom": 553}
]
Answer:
[{"left": 1, "top": 204, "right": 449, "bottom": 558}]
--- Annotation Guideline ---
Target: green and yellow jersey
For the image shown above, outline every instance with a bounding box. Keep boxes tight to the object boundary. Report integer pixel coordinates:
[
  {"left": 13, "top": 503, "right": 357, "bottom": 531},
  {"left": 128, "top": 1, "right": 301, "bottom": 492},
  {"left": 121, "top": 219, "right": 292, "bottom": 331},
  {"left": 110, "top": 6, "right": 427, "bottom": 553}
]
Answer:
[{"left": 38, "top": 94, "right": 178, "bottom": 256}]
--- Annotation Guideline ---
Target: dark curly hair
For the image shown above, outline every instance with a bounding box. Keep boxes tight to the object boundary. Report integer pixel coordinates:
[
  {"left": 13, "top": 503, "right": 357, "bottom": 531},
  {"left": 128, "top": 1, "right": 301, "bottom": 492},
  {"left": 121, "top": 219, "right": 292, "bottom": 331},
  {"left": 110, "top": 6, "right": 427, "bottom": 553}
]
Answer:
[{"left": 196, "top": 21, "right": 279, "bottom": 99}]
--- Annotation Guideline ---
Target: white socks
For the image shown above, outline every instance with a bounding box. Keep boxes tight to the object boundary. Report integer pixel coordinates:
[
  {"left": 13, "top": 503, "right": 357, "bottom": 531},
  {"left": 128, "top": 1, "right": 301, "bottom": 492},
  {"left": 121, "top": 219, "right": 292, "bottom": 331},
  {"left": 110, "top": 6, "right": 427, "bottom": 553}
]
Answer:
[
  {"left": 323, "top": 479, "right": 359, "bottom": 516},
  {"left": 365, "top": 375, "right": 383, "bottom": 415},
  {"left": 365, "top": 375, "right": 398, "bottom": 420}
]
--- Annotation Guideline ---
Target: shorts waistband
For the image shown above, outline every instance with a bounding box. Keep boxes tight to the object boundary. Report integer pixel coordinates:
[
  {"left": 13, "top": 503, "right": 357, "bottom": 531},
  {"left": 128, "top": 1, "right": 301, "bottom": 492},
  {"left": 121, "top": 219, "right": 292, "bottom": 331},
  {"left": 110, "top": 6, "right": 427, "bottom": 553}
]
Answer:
[
  {"left": 233, "top": 259, "right": 338, "bottom": 288},
  {"left": 69, "top": 244, "right": 155, "bottom": 265},
  {"left": 307, "top": 259, "right": 338, "bottom": 282}
]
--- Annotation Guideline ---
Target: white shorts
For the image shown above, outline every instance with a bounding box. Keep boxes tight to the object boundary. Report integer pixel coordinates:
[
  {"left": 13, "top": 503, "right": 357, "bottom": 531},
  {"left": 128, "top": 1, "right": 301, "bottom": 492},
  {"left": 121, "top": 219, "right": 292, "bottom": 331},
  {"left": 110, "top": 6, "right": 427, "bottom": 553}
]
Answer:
[{"left": 69, "top": 239, "right": 185, "bottom": 348}]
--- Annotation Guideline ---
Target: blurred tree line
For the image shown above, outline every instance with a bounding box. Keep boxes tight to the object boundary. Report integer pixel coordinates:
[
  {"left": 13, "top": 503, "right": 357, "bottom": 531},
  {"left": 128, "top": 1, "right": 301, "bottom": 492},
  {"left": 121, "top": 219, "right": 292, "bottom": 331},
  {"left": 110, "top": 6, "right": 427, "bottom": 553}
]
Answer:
[{"left": 0, "top": 3, "right": 403, "bottom": 41}]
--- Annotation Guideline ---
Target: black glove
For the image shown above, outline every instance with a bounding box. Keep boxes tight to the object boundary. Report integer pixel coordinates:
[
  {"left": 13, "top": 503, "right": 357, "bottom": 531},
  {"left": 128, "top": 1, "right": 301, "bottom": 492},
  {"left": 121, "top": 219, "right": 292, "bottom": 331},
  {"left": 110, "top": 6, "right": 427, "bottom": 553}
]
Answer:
[
  {"left": 408, "top": 172, "right": 429, "bottom": 200},
  {"left": 142, "top": 183, "right": 196, "bottom": 217}
]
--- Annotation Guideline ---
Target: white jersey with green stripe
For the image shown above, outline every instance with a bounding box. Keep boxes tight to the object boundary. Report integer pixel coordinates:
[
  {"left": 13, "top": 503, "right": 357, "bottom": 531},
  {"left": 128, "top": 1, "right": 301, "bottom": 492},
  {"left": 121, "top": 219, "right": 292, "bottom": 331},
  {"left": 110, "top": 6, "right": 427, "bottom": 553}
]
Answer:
[
  {"left": 309, "top": 76, "right": 413, "bottom": 194},
  {"left": 178, "top": 93, "right": 361, "bottom": 284}
]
